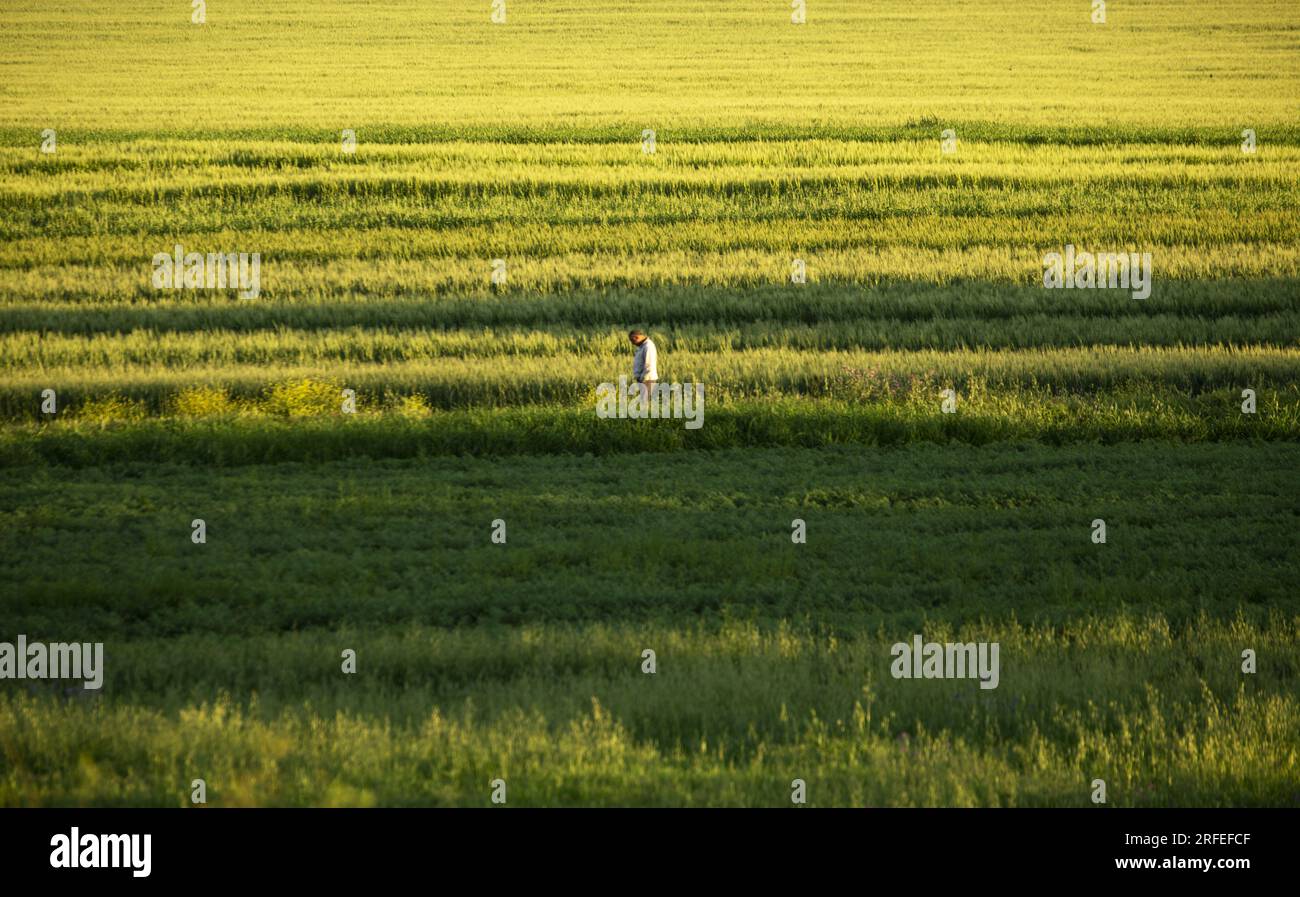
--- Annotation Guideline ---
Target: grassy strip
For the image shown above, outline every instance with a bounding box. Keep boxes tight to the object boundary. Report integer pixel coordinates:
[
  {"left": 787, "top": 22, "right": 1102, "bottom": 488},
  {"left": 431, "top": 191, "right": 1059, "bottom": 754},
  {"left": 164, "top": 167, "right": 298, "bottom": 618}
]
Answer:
[
  {"left": 6, "top": 123, "right": 1300, "bottom": 147},
  {"left": 7, "top": 315, "right": 1300, "bottom": 369},
  {"left": 5, "top": 346, "right": 1298, "bottom": 419},
  {"left": 0, "top": 617, "right": 1294, "bottom": 807},
  {"left": 5, "top": 441, "right": 1298, "bottom": 634},
  {"left": 2, "top": 392, "right": 1297, "bottom": 468},
  {"left": 4, "top": 280, "right": 1296, "bottom": 333}
]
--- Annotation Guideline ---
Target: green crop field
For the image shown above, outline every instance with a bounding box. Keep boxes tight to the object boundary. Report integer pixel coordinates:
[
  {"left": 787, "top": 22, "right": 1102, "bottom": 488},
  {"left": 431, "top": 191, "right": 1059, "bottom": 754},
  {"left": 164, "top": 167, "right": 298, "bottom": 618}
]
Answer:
[{"left": 1, "top": 0, "right": 1298, "bottom": 807}]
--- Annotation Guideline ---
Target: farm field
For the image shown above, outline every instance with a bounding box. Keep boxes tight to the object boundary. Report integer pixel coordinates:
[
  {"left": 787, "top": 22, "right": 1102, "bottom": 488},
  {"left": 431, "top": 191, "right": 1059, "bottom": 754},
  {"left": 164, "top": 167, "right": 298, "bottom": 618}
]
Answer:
[
  {"left": 3, "top": 444, "right": 1299, "bottom": 806},
  {"left": 1, "top": 0, "right": 1298, "bottom": 807}
]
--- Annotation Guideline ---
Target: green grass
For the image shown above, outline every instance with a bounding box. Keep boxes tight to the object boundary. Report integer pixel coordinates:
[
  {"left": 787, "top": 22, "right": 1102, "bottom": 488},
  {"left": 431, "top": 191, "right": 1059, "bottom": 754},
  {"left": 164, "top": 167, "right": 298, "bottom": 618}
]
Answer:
[
  {"left": 6, "top": 443, "right": 1298, "bottom": 633},
  {"left": 3, "top": 619, "right": 1297, "bottom": 807},
  {"left": 3, "top": 444, "right": 1298, "bottom": 806},
  {"left": 3, "top": 0, "right": 1298, "bottom": 806},
  {"left": 2, "top": 389, "right": 1298, "bottom": 470}
]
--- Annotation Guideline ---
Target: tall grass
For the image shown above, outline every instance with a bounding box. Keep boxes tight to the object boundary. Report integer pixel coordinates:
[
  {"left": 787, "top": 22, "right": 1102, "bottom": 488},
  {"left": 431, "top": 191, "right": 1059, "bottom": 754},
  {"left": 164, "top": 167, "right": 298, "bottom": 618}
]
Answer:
[
  {"left": 1, "top": 616, "right": 1295, "bottom": 806},
  {"left": 4, "top": 346, "right": 1297, "bottom": 419}
]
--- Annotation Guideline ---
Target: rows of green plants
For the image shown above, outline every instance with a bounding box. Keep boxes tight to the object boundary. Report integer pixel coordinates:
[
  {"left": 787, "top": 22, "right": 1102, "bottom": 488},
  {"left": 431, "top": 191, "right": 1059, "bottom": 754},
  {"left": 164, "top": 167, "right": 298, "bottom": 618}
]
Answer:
[
  {"left": 5, "top": 280, "right": 1295, "bottom": 331},
  {"left": 3, "top": 442, "right": 1296, "bottom": 805},
  {"left": 5, "top": 442, "right": 1297, "bottom": 635},
  {"left": 6, "top": 345, "right": 1297, "bottom": 419},
  {"left": 9, "top": 314, "right": 1300, "bottom": 370},
  {"left": 4, "top": 0, "right": 1299, "bottom": 808}
]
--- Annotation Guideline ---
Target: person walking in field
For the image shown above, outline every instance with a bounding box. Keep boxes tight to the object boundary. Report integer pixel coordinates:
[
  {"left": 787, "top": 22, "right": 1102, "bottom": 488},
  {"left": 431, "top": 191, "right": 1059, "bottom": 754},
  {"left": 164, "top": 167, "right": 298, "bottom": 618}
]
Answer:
[{"left": 629, "top": 329, "right": 658, "bottom": 403}]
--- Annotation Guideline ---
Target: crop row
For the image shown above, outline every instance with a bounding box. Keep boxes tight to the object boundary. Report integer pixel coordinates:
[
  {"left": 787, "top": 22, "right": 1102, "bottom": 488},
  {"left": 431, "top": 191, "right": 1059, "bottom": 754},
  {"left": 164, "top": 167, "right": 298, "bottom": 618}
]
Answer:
[
  {"left": 7, "top": 315, "right": 1300, "bottom": 371},
  {"left": 4, "top": 280, "right": 1294, "bottom": 334}
]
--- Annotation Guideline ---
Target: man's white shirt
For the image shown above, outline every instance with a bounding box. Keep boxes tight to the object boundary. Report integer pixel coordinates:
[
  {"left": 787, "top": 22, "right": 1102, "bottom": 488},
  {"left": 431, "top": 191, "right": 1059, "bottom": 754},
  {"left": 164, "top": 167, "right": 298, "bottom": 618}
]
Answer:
[{"left": 633, "top": 338, "right": 658, "bottom": 381}]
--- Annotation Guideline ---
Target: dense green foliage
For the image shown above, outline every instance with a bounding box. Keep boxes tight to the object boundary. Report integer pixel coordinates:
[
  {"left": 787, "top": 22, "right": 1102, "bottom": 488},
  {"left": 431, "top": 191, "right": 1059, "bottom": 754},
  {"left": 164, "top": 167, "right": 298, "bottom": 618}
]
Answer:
[{"left": 4, "top": 445, "right": 1298, "bottom": 806}]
